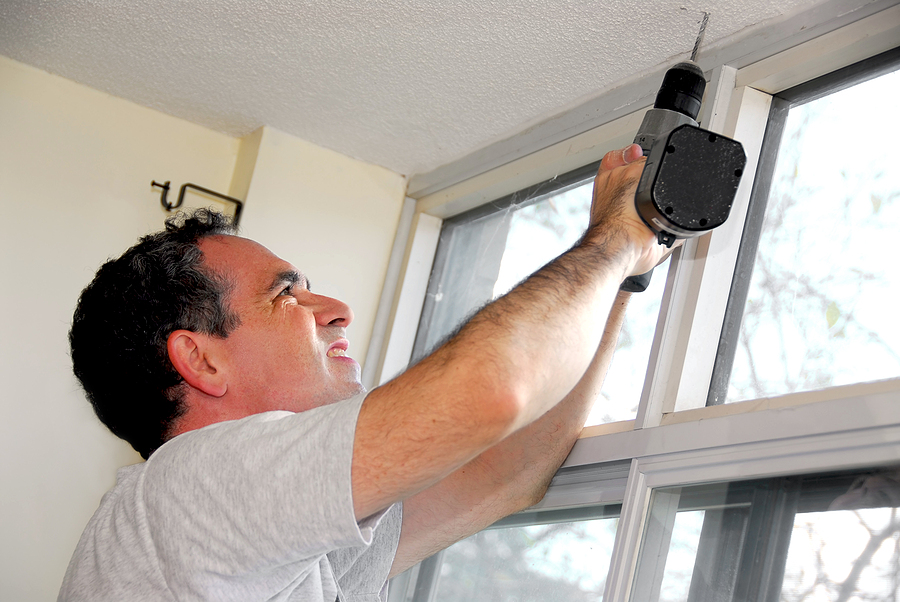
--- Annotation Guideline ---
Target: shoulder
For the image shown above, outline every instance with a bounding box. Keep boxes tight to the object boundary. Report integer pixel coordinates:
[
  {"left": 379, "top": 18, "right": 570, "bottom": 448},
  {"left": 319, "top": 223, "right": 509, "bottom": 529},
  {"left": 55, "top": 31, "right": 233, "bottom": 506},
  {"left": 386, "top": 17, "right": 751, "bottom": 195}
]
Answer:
[
  {"left": 153, "top": 393, "right": 369, "bottom": 467},
  {"left": 59, "top": 463, "right": 171, "bottom": 600}
]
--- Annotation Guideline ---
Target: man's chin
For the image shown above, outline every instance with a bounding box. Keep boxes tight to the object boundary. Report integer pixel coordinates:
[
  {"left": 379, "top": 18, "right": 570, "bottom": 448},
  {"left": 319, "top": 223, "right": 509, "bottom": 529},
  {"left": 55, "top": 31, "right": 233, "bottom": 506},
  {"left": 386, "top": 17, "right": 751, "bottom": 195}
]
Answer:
[{"left": 333, "top": 380, "right": 367, "bottom": 403}]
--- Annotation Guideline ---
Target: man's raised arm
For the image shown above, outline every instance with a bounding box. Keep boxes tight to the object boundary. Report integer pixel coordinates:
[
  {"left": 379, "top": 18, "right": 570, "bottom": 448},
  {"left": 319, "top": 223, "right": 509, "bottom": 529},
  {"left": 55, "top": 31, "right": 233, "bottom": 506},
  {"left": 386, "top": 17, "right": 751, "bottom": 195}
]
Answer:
[
  {"left": 350, "top": 145, "right": 661, "bottom": 522},
  {"left": 389, "top": 287, "right": 632, "bottom": 575}
]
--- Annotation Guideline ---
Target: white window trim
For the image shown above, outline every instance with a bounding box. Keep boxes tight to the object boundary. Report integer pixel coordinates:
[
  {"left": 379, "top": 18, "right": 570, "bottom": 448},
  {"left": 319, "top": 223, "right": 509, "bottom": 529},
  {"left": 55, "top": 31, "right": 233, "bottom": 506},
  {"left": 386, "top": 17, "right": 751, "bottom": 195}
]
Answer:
[{"left": 367, "top": 208, "right": 443, "bottom": 387}]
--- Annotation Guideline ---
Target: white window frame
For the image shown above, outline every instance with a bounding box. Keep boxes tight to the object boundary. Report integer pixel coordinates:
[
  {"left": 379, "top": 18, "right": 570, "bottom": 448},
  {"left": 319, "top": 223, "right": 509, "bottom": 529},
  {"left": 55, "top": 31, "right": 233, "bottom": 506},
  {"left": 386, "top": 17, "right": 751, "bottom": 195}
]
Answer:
[
  {"left": 605, "top": 391, "right": 900, "bottom": 601},
  {"left": 374, "top": 3, "right": 900, "bottom": 600}
]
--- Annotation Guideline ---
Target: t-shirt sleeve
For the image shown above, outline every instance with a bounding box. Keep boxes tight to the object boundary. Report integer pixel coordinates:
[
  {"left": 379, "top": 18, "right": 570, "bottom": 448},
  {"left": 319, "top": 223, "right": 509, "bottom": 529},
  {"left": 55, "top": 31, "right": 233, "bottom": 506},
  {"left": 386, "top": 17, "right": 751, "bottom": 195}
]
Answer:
[{"left": 140, "top": 392, "right": 382, "bottom": 598}]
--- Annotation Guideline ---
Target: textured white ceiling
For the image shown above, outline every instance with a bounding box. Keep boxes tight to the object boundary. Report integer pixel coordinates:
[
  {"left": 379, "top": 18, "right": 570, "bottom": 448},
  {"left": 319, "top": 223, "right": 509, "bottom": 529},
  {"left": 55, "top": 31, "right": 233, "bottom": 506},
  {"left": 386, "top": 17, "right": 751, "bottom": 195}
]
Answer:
[{"left": 1, "top": 0, "right": 826, "bottom": 177}]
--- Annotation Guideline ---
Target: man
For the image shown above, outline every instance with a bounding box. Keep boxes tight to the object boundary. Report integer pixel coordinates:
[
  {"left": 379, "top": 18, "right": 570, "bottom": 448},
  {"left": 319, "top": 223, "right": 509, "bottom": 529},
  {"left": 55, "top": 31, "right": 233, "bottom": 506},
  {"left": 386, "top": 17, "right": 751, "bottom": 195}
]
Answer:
[{"left": 59, "top": 144, "right": 665, "bottom": 600}]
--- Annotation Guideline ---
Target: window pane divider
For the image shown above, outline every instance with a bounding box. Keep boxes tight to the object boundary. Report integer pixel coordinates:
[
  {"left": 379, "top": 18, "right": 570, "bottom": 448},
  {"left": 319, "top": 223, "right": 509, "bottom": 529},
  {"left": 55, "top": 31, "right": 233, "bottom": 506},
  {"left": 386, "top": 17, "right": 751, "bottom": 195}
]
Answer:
[
  {"left": 671, "top": 85, "right": 773, "bottom": 411},
  {"left": 633, "top": 70, "right": 773, "bottom": 429},
  {"left": 564, "top": 386, "right": 900, "bottom": 470},
  {"left": 664, "top": 378, "right": 900, "bottom": 426},
  {"left": 604, "top": 459, "right": 650, "bottom": 602}
]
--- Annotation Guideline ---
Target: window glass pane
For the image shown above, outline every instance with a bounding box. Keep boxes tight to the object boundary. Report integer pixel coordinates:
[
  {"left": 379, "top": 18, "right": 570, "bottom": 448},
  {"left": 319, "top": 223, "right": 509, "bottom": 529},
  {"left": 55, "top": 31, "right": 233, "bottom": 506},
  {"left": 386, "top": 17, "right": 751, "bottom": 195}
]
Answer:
[
  {"left": 633, "top": 468, "right": 900, "bottom": 601},
  {"left": 657, "top": 511, "right": 704, "bottom": 602},
  {"left": 493, "top": 184, "right": 591, "bottom": 296},
  {"left": 784, "top": 507, "right": 900, "bottom": 600},
  {"left": 431, "top": 516, "right": 618, "bottom": 601},
  {"left": 726, "top": 67, "right": 900, "bottom": 402},
  {"left": 417, "top": 178, "right": 668, "bottom": 425},
  {"left": 496, "top": 184, "right": 670, "bottom": 424}
]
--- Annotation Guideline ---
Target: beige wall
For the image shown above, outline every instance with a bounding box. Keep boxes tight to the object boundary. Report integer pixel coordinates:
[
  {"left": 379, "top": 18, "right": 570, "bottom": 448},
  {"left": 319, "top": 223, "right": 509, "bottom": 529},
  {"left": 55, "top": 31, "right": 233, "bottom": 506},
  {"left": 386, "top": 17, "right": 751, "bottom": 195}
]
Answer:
[
  {"left": 0, "top": 55, "right": 406, "bottom": 601},
  {"left": 236, "top": 125, "right": 408, "bottom": 365}
]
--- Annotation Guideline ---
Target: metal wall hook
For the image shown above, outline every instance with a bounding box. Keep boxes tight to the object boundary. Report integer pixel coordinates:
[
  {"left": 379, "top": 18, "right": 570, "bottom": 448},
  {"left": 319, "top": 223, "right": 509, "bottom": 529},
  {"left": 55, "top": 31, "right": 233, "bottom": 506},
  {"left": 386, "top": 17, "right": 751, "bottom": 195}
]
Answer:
[
  {"left": 151, "top": 180, "right": 244, "bottom": 226},
  {"left": 151, "top": 180, "right": 174, "bottom": 210}
]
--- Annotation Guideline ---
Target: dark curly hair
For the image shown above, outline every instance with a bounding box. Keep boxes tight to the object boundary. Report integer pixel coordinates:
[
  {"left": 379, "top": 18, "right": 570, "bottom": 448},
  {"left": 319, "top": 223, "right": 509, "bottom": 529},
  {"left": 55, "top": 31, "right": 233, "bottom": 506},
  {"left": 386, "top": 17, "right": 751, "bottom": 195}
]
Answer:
[{"left": 70, "top": 209, "right": 241, "bottom": 459}]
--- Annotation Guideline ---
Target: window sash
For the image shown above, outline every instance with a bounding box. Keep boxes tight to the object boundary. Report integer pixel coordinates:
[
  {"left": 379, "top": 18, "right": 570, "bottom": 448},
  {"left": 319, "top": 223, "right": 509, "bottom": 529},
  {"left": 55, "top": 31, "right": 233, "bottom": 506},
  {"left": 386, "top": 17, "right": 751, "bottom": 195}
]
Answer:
[
  {"left": 379, "top": 7, "right": 900, "bottom": 601},
  {"left": 706, "top": 45, "right": 900, "bottom": 406},
  {"left": 377, "top": 4, "right": 900, "bottom": 423},
  {"left": 606, "top": 396, "right": 900, "bottom": 601},
  {"left": 633, "top": 468, "right": 899, "bottom": 602},
  {"left": 390, "top": 384, "right": 900, "bottom": 601},
  {"left": 411, "top": 162, "right": 600, "bottom": 363}
]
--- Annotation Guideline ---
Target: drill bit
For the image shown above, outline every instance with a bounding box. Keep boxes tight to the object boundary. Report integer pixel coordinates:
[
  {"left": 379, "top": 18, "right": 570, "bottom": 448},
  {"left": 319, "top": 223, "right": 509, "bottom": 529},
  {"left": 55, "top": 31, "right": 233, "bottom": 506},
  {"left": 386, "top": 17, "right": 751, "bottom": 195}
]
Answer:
[{"left": 690, "top": 12, "right": 710, "bottom": 62}]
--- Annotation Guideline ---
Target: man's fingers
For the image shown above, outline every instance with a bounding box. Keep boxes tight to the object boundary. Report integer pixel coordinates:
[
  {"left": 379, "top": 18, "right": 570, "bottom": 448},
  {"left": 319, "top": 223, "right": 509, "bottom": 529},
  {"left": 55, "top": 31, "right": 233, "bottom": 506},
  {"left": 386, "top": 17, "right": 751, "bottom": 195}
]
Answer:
[
  {"left": 622, "top": 143, "right": 643, "bottom": 164},
  {"left": 599, "top": 144, "right": 643, "bottom": 171}
]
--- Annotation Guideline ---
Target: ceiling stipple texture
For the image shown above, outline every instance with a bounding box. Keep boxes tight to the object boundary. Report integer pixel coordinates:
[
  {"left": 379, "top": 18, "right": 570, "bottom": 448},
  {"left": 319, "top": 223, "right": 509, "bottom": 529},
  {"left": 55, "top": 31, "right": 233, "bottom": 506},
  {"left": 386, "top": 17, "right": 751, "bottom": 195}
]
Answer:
[{"left": 1, "top": 0, "right": 825, "bottom": 176}]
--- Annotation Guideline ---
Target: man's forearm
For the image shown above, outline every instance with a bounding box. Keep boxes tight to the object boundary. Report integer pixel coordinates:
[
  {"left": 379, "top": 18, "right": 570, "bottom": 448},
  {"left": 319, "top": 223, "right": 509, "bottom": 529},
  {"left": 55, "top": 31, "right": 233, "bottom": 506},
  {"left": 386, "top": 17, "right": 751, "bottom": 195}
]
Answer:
[
  {"left": 505, "top": 289, "right": 632, "bottom": 505},
  {"left": 457, "top": 290, "right": 632, "bottom": 513},
  {"left": 389, "top": 291, "right": 632, "bottom": 575},
  {"left": 428, "top": 225, "right": 636, "bottom": 430}
]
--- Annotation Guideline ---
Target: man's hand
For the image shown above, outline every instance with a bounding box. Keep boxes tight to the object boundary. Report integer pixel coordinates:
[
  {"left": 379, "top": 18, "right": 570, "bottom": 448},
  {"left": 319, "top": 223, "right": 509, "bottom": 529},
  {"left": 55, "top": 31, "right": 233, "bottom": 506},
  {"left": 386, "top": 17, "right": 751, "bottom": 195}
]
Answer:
[{"left": 587, "top": 144, "right": 670, "bottom": 279}]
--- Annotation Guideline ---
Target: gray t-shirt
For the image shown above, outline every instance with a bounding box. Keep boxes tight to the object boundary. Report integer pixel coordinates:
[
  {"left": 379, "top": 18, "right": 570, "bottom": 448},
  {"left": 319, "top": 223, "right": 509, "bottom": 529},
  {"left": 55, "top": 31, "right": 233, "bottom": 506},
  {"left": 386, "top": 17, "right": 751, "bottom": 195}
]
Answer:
[{"left": 58, "top": 393, "right": 401, "bottom": 601}]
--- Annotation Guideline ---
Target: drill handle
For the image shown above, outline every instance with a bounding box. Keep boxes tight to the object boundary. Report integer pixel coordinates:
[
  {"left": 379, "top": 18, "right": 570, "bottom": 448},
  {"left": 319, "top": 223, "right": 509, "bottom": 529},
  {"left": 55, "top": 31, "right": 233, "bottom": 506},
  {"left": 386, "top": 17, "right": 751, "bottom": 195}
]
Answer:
[
  {"left": 619, "top": 137, "right": 655, "bottom": 294},
  {"left": 620, "top": 270, "right": 652, "bottom": 293}
]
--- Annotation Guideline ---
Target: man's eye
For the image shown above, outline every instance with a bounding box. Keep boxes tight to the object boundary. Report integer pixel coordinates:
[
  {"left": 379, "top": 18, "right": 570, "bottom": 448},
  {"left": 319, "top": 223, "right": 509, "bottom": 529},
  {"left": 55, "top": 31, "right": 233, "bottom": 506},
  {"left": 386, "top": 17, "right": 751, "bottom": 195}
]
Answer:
[{"left": 278, "top": 285, "right": 294, "bottom": 297}]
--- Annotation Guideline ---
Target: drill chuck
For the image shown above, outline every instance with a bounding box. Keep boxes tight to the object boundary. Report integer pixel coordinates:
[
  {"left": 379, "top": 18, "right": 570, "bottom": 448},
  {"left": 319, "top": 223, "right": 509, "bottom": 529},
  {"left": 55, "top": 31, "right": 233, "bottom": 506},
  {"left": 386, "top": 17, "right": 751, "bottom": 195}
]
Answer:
[
  {"left": 654, "top": 61, "right": 706, "bottom": 119},
  {"left": 633, "top": 61, "right": 706, "bottom": 156}
]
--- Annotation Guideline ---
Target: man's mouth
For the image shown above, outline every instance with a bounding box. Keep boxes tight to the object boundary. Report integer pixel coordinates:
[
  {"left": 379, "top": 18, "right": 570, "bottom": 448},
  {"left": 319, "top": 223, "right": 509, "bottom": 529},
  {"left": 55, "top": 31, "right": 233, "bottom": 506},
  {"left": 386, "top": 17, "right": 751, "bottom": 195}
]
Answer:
[{"left": 327, "top": 348, "right": 348, "bottom": 358}]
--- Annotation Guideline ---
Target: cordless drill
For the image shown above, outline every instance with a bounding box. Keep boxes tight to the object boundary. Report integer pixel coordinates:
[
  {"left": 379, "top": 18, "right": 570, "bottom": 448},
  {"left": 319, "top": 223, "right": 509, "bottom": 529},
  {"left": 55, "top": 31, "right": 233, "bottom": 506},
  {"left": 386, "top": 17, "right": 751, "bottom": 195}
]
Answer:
[{"left": 620, "top": 60, "right": 746, "bottom": 292}]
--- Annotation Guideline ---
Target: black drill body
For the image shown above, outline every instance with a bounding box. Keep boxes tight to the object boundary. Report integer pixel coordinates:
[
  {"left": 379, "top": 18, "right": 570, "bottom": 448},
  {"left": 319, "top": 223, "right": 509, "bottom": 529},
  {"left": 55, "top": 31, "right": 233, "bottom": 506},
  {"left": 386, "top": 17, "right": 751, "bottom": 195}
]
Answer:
[{"left": 620, "top": 62, "right": 746, "bottom": 292}]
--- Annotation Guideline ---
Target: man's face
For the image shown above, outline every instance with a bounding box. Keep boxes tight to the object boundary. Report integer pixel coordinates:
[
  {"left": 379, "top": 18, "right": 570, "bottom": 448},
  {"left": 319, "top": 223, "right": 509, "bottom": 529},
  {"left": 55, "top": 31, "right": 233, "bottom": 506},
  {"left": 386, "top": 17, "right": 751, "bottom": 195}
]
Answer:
[{"left": 199, "top": 235, "right": 365, "bottom": 414}]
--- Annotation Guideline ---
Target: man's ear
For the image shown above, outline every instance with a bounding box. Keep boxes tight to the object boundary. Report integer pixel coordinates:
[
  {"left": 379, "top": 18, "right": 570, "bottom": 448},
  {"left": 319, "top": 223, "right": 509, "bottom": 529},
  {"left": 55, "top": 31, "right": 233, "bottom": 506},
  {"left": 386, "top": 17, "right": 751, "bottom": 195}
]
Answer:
[{"left": 167, "top": 330, "right": 227, "bottom": 398}]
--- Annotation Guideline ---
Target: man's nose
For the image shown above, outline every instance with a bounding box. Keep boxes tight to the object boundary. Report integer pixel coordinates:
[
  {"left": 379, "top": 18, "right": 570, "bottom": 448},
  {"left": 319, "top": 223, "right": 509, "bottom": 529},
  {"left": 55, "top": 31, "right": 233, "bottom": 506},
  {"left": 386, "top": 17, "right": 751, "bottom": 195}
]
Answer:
[{"left": 312, "top": 294, "right": 354, "bottom": 328}]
